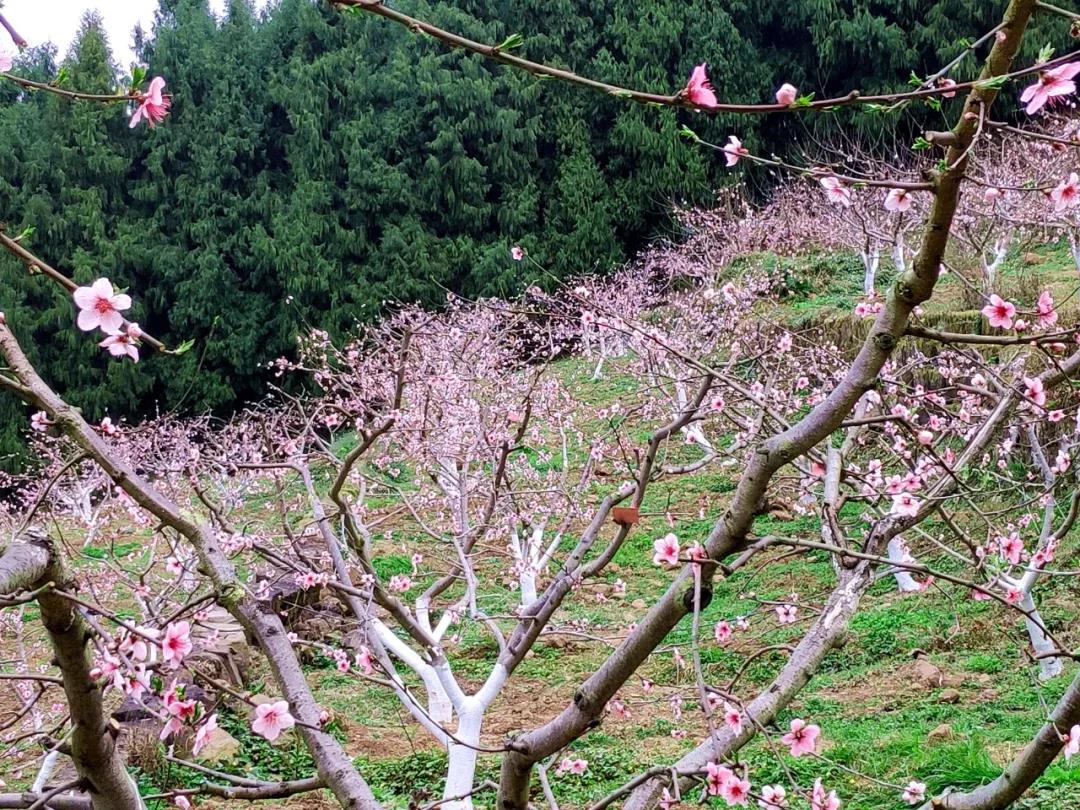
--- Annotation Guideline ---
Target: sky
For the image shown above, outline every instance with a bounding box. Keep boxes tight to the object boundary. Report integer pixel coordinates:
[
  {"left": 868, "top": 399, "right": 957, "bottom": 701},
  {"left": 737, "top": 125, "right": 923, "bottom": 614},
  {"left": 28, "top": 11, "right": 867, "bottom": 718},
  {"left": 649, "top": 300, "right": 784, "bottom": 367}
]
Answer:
[{"left": 1, "top": 1, "right": 270, "bottom": 67}]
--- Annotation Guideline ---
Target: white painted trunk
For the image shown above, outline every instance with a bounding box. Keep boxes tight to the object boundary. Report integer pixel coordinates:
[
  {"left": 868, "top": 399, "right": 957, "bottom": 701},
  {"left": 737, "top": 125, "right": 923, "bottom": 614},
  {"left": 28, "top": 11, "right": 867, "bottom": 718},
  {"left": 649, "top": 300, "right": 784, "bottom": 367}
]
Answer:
[
  {"left": 31, "top": 750, "right": 58, "bottom": 793},
  {"left": 519, "top": 566, "right": 538, "bottom": 608},
  {"left": 1019, "top": 591, "right": 1064, "bottom": 681},
  {"left": 892, "top": 242, "right": 906, "bottom": 276},
  {"left": 425, "top": 679, "right": 454, "bottom": 726},
  {"left": 861, "top": 248, "right": 879, "bottom": 295},
  {"left": 442, "top": 709, "right": 483, "bottom": 810},
  {"left": 983, "top": 240, "right": 1006, "bottom": 288},
  {"left": 591, "top": 352, "right": 606, "bottom": 380},
  {"left": 887, "top": 537, "right": 922, "bottom": 592},
  {"left": 682, "top": 421, "right": 715, "bottom": 453}
]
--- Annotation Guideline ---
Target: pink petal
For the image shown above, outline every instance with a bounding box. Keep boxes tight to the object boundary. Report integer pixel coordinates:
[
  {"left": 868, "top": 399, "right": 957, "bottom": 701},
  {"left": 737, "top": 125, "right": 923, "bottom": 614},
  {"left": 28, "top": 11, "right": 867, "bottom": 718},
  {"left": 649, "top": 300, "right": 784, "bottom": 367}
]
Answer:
[
  {"left": 77, "top": 308, "right": 103, "bottom": 331},
  {"left": 147, "top": 76, "right": 166, "bottom": 104},
  {"left": 1052, "top": 62, "right": 1080, "bottom": 80},
  {"left": 99, "top": 311, "right": 125, "bottom": 334},
  {"left": 91, "top": 278, "right": 114, "bottom": 298}
]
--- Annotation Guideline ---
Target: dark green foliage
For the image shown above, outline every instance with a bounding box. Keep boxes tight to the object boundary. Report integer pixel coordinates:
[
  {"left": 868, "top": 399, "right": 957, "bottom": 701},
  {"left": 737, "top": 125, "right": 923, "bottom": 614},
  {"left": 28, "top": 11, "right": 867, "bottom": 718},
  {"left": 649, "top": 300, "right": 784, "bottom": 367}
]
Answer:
[{"left": 0, "top": 0, "right": 1073, "bottom": 465}]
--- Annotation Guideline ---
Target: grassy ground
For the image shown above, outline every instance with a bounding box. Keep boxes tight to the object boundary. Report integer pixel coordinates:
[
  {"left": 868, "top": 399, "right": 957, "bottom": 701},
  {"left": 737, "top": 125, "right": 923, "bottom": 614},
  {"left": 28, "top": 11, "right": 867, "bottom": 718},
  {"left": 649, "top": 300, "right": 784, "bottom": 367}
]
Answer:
[{"left": 6, "top": 243, "right": 1080, "bottom": 809}]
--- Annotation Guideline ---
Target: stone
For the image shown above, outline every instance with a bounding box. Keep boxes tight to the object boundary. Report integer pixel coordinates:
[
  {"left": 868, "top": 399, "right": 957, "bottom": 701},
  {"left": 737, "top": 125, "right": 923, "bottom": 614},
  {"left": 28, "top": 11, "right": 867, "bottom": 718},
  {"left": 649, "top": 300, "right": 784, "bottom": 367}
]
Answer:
[
  {"left": 631, "top": 599, "right": 647, "bottom": 609},
  {"left": 938, "top": 688, "right": 961, "bottom": 704},
  {"left": 196, "top": 727, "right": 242, "bottom": 764},
  {"left": 913, "top": 659, "right": 944, "bottom": 687},
  {"left": 928, "top": 723, "right": 954, "bottom": 742}
]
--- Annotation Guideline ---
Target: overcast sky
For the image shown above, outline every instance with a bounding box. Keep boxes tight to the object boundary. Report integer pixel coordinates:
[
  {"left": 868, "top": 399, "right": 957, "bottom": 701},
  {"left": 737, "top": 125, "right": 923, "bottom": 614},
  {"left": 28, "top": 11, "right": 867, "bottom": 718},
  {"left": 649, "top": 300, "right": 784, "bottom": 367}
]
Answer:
[{"left": 2, "top": 1, "right": 271, "bottom": 67}]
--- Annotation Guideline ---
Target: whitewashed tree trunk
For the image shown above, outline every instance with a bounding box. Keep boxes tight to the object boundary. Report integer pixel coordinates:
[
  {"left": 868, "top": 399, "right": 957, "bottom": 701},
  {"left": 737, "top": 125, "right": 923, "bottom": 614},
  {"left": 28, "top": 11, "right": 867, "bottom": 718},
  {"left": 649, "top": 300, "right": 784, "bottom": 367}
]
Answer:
[
  {"left": 892, "top": 242, "right": 907, "bottom": 276},
  {"left": 982, "top": 238, "right": 1007, "bottom": 289},
  {"left": 519, "top": 565, "right": 538, "bottom": 607},
  {"left": 1019, "top": 590, "right": 1063, "bottom": 680},
  {"left": 887, "top": 537, "right": 922, "bottom": 592},
  {"left": 443, "top": 707, "right": 484, "bottom": 810},
  {"left": 674, "top": 378, "right": 715, "bottom": 453},
  {"left": 861, "top": 247, "right": 880, "bottom": 295},
  {"left": 591, "top": 330, "right": 607, "bottom": 380}
]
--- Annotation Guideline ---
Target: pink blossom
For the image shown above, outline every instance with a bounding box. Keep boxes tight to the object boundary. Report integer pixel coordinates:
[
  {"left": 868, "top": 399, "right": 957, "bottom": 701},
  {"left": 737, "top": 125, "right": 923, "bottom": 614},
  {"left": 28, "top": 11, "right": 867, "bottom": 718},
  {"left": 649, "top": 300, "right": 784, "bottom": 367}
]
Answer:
[
  {"left": 159, "top": 696, "right": 196, "bottom": 741},
  {"left": 1023, "top": 376, "right": 1047, "bottom": 407},
  {"left": 30, "top": 411, "right": 49, "bottom": 432},
  {"left": 902, "top": 781, "right": 926, "bottom": 804},
  {"left": 73, "top": 278, "right": 132, "bottom": 334},
  {"left": 890, "top": 492, "right": 920, "bottom": 518},
  {"left": 1000, "top": 533, "right": 1025, "bottom": 565},
  {"left": 1051, "top": 173, "right": 1080, "bottom": 211},
  {"left": 938, "top": 77, "right": 957, "bottom": 98},
  {"left": 1064, "top": 724, "right": 1080, "bottom": 760},
  {"left": 119, "top": 627, "right": 155, "bottom": 661},
  {"left": 356, "top": 646, "right": 375, "bottom": 676},
  {"left": 0, "top": 47, "right": 13, "bottom": 73},
  {"left": 710, "top": 395, "right": 726, "bottom": 412},
  {"left": 1037, "top": 290, "right": 1058, "bottom": 327},
  {"left": 652, "top": 533, "right": 680, "bottom": 567},
  {"left": 193, "top": 713, "right": 218, "bottom": 756},
  {"left": 388, "top": 574, "right": 412, "bottom": 593},
  {"left": 130, "top": 76, "right": 171, "bottom": 128},
  {"left": 175, "top": 798, "right": 191, "bottom": 810},
  {"left": 510, "top": 245, "right": 525, "bottom": 261},
  {"left": 781, "top": 718, "right": 820, "bottom": 757},
  {"left": 983, "top": 187, "right": 1002, "bottom": 204},
  {"left": 100, "top": 323, "right": 142, "bottom": 362},
  {"left": 775, "top": 83, "right": 798, "bottom": 105},
  {"left": 714, "top": 620, "right": 733, "bottom": 644},
  {"left": 722, "top": 701, "right": 743, "bottom": 735},
  {"left": 555, "top": 757, "right": 588, "bottom": 776},
  {"left": 885, "top": 188, "right": 912, "bottom": 213},
  {"left": 775, "top": 604, "right": 798, "bottom": 624},
  {"left": 251, "top": 700, "right": 296, "bottom": 741},
  {"left": 981, "top": 294, "right": 1016, "bottom": 329},
  {"left": 722, "top": 136, "right": 749, "bottom": 167},
  {"left": 812, "top": 779, "right": 841, "bottom": 810},
  {"left": 706, "top": 762, "right": 733, "bottom": 796},
  {"left": 1020, "top": 62, "right": 1080, "bottom": 114},
  {"left": 819, "top": 176, "right": 852, "bottom": 206},
  {"left": 684, "top": 64, "right": 718, "bottom": 109},
  {"left": 758, "top": 785, "right": 788, "bottom": 809},
  {"left": 161, "top": 621, "right": 193, "bottom": 668},
  {"left": 722, "top": 775, "right": 751, "bottom": 806}
]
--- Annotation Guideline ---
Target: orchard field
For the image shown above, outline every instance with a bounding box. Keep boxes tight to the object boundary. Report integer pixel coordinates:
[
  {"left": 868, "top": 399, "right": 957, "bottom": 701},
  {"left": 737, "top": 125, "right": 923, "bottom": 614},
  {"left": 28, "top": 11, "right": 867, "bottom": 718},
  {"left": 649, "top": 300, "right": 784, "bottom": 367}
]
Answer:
[{"left": 5, "top": 1, "right": 1080, "bottom": 810}]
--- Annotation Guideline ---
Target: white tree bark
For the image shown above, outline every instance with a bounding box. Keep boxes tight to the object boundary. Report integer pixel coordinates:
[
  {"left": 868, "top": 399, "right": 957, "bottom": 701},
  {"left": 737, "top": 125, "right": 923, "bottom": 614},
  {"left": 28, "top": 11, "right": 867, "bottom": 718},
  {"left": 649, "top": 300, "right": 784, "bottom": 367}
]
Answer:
[
  {"left": 887, "top": 536, "right": 923, "bottom": 592},
  {"left": 861, "top": 247, "right": 879, "bottom": 295}
]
